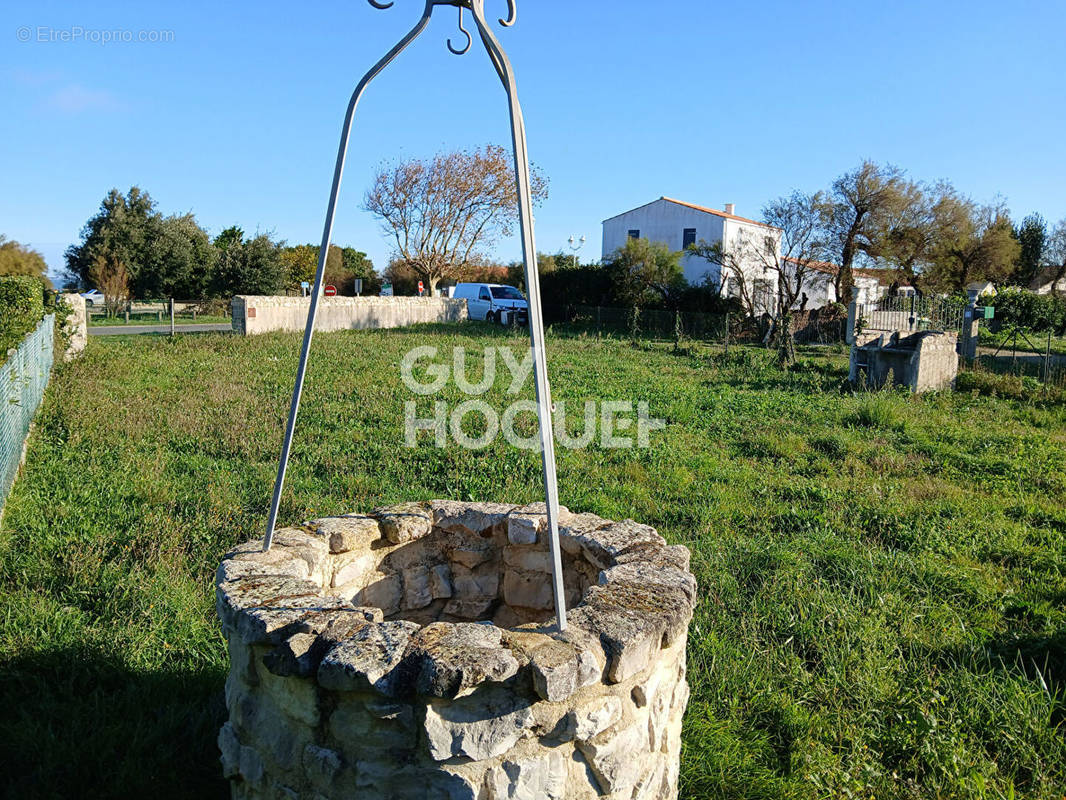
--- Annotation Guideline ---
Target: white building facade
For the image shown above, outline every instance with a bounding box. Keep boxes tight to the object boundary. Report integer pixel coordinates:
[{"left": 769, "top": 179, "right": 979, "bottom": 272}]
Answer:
[
  {"left": 783, "top": 259, "right": 885, "bottom": 309},
  {"left": 602, "top": 197, "right": 781, "bottom": 312}
]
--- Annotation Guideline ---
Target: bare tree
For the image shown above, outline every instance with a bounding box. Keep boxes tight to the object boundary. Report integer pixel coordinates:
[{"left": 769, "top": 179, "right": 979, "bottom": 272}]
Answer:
[
  {"left": 687, "top": 227, "right": 779, "bottom": 320},
  {"left": 762, "top": 191, "right": 833, "bottom": 365},
  {"left": 364, "top": 145, "right": 547, "bottom": 295},
  {"left": 89, "top": 254, "right": 131, "bottom": 317}
]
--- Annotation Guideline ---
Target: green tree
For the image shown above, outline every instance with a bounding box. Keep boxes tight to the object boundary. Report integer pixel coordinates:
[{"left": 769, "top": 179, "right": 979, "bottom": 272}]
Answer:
[
  {"left": 214, "top": 226, "right": 245, "bottom": 252},
  {"left": 605, "top": 238, "right": 684, "bottom": 308},
  {"left": 829, "top": 161, "right": 919, "bottom": 304},
  {"left": 0, "top": 236, "right": 51, "bottom": 287},
  {"left": 211, "top": 234, "right": 286, "bottom": 296},
  {"left": 1012, "top": 213, "right": 1047, "bottom": 287},
  {"left": 926, "top": 194, "right": 1021, "bottom": 291},
  {"left": 66, "top": 187, "right": 216, "bottom": 299},
  {"left": 65, "top": 187, "right": 157, "bottom": 293},
  {"left": 141, "top": 214, "right": 217, "bottom": 299}
]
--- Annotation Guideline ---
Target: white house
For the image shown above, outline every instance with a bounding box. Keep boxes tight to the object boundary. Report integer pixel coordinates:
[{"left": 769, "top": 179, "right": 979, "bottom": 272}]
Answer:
[
  {"left": 783, "top": 258, "right": 886, "bottom": 309},
  {"left": 602, "top": 197, "right": 781, "bottom": 312}
]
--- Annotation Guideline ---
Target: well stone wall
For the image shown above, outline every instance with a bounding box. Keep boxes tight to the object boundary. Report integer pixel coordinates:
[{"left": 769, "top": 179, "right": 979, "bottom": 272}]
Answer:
[{"left": 217, "top": 501, "right": 696, "bottom": 799}]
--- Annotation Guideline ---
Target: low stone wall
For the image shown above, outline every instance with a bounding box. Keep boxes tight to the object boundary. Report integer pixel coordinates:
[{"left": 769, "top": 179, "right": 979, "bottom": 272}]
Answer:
[
  {"left": 231, "top": 296, "right": 468, "bottom": 336},
  {"left": 216, "top": 501, "right": 696, "bottom": 799}
]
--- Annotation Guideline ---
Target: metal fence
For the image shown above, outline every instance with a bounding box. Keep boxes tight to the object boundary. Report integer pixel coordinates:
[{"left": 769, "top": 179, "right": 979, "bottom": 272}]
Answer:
[
  {"left": 858, "top": 295, "right": 967, "bottom": 334},
  {"left": 1, "top": 314, "right": 55, "bottom": 514},
  {"left": 971, "top": 328, "right": 1066, "bottom": 390},
  {"left": 544, "top": 304, "right": 730, "bottom": 343}
]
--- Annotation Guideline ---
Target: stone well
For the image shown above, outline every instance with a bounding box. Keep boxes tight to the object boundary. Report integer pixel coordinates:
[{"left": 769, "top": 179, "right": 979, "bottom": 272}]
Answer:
[{"left": 216, "top": 501, "right": 696, "bottom": 799}]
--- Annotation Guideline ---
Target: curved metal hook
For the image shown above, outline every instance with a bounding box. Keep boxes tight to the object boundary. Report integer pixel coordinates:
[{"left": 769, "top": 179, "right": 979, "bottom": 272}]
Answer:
[
  {"left": 366, "top": 0, "right": 394, "bottom": 8},
  {"left": 447, "top": 5, "right": 472, "bottom": 55},
  {"left": 499, "top": 0, "right": 516, "bottom": 27}
]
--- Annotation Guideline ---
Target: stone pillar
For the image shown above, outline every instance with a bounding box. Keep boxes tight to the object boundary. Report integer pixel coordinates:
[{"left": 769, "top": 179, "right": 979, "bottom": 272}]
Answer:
[{"left": 59, "top": 293, "right": 87, "bottom": 361}]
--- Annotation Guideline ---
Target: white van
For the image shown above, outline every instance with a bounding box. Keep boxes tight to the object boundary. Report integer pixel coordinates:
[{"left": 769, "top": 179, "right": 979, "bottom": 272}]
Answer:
[{"left": 452, "top": 283, "right": 529, "bottom": 325}]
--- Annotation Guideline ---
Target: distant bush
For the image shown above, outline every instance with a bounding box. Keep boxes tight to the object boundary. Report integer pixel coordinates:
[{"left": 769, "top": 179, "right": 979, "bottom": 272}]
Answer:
[
  {"left": 0, "top": 275, "right": 45, "bottom": 352},
  {"left": 991, "top": 288, "right": 1066, "bottom": 334}
]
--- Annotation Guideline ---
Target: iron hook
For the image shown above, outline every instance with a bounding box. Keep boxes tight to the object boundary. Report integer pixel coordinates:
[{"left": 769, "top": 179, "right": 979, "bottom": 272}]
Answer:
[
  {"left": 447, "top": 5, "right": 472, "bottom": 55},
  {"left": 499, "top": 0, "right": 516, "bottom": 27},
  {"left": 366, "top": 0, "right": 393, "bottom": 9}
]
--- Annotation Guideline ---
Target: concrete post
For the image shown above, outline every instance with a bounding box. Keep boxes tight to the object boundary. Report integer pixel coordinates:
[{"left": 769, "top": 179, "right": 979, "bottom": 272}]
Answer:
[
  {"left": 846, "top": 300, "right": 858, "bottom": 345},
  {"left": 960, "top": 304, "right": 980, "bottom": 362}
]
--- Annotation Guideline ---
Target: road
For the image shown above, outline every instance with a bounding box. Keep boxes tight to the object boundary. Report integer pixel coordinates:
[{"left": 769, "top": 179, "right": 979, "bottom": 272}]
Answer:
[{"left": 89, "top": 323, "right": 232, "bottom": 336}]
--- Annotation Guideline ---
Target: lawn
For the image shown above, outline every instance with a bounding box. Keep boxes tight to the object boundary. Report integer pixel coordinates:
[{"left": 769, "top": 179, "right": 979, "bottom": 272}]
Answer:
[{"left": 1, "top": 324, "right": 1064, "bottom": 799}]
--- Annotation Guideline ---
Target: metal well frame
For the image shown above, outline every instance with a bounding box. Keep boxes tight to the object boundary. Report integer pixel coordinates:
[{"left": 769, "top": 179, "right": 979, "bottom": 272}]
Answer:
[{"left": 262, "top": 0, "right": 568, "bottom": 631}]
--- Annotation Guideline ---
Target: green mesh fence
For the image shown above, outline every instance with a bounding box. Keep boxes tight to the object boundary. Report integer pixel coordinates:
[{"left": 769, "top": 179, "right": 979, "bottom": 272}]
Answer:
[{"left": 0, "top": 314, "right": 54, "bottom": 512}]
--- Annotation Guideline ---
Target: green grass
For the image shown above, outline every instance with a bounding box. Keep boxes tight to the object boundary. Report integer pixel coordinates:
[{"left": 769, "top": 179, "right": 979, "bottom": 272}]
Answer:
[{"left": 1, "top": 325, "right": 1065, "bottom": 799}]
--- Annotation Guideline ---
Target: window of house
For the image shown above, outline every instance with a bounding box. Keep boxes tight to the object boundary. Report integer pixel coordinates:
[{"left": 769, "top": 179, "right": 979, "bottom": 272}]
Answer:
[
  {"left": 627, "top": 229, "right": 640, "bottom": 239},
  {"left": 682, "top": 228, "right": 697, "bottom": 249}
]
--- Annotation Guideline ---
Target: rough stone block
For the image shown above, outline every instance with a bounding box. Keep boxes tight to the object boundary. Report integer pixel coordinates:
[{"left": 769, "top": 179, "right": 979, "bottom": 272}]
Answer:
[
  {"left": 403, "top": 566, "right": 434, "bottom": 610},
  {"left": 317, "top": 621, "right": 420, "bottom": 697},
  {"left": 424, "top": 688, "right": 534, "bottom": 761},
  {"left": 529, "top": 640, "right": 580, "bottom": 702},
  {"left": 485, "top": 749, "right": 568, "bottom": 800},
  {"left": 406, "top": 622, "right": 520, "bottom": 699},
  {"left": 218, "top": 721, "right": 241, "bottom": 778},
  {"left": 502, "top": 546, "right": 553, "bottom": 573},
  {"left": 374, "top": 502, "right": 432, "bottom": 545},
  {"left": 310, "top": 515, "right": 382, "bottom": 555},
  {"left": 432, "top": 500, "right": 516, "bottom": 536},
  {"left": 576, "top": 719, "right": 650, "bottom": 795},
  {"left": 355, "top": 573, "right": 403, "bottom": 617},
  {"left": 568, "top": 694, "right": 624, "bottom": 743},
  {"left": 430, "top": 564, "right": 453, "bottom": 599},
  {"left": 503, "top": 570, "right": 554, "bottom": 611}
]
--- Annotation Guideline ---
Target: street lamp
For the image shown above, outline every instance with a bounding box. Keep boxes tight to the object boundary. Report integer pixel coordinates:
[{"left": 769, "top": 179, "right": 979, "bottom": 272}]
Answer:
[{"left": 567, "top": 234, "right": 586, "bottom": 268}]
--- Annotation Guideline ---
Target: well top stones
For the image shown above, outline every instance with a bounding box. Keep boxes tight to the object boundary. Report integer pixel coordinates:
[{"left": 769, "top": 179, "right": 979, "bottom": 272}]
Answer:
[{"left": 216, "top": 500, "right": 697, "bottom": 799}]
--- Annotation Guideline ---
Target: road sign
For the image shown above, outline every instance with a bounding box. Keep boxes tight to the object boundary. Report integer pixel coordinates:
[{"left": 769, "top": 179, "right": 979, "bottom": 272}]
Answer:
[
  {"left": 381, "top": 282, "right": 393, "bottom": 297},
  {"left": 324, "top": 285, "right": 338, "bottom": 297},
  {"left": 354, "top": 278, "right": 363, "bottom": 296},
  {"left": 417, "top": 281, "right": 425, "bottom": 296}
]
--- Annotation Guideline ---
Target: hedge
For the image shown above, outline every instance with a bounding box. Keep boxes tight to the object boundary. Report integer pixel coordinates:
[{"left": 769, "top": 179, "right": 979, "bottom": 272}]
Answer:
[
  {"left": 991, "top": 287, "right": 1066, "bottom": 334},
  {"left": 0, "top": 276, "right": 46, "bottom": 353}
]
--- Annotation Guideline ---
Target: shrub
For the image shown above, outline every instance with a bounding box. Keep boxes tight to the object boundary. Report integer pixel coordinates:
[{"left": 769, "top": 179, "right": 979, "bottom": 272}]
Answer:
[
  {"left": 850, "top": 393, "right": 902, "bottom": 429},
  {"left": 956, "top": 370, "right": 1063, "bottom": 402},
  {"left": 0, "top": 275, "right": 45, "bottom": 352},
  {"left": 991, "top": 287, "right": 1066, "bottom": 334}
]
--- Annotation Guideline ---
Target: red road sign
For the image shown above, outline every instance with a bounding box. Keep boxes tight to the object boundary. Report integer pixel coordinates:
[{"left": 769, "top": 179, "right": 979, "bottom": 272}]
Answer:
[
  {"left": 324, "top": 285, "right": 338, "bottom": 297},
  {"left": 417, "top": 281, "right": 425, "bottom": 294}
]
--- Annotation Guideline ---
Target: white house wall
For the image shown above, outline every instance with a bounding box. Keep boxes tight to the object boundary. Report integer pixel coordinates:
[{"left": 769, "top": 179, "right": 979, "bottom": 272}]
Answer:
[
  {"left": 721, "top": 218, "right": 781, "bottom": 313},
  {"left": 601, "top": 199, "right": 726, "bottom": 285}
]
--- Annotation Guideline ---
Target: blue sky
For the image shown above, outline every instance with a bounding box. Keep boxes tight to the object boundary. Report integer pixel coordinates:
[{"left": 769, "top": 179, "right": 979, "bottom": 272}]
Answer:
[{"left": 3, "top": 0, "right": 1065, "bottom": 286}]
